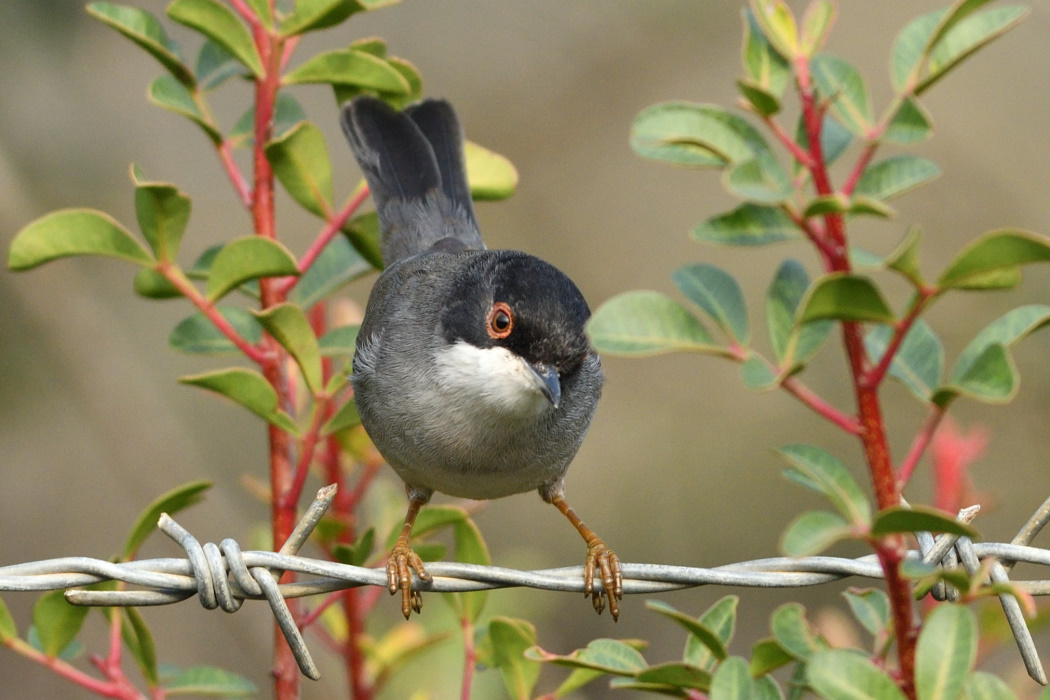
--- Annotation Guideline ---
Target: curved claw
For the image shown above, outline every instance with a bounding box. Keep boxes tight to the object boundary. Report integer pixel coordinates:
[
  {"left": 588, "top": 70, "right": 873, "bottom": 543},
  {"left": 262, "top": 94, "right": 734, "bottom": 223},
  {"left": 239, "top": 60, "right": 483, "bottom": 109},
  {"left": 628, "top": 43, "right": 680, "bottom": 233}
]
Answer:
[
  {"left": 386, "top": 540, "right": 431, "bottom": 619},
  {"left": 584, "top": 540, "right": 623, "bottom": 622}
]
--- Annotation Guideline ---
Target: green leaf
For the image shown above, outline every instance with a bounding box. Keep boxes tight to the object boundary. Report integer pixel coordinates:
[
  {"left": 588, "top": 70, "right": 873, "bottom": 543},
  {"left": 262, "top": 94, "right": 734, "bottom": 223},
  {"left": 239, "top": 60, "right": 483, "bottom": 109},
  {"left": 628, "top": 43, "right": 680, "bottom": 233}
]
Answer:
[
  {"left": 842, "top": 589, "right": 890, "bottom": 638},
  {"left": 123, "top": 481, "right": 212, "bottom": 560},
  {"left": 737, "top": 79, "right": 781, "bottom": 117},
  {"left": 749, "top": 0, "right": 799, "bottom": 58},
  {"left": 807, "top": 649, "right": 906, "bottom": 700},
  {"left": 724, "top": 156, "right": 793, "bottom": 205},
  {"left": 884, "top": 226, "right": 925, "bottom": 286},
  {"left": 9, "top": 209, "right": 153, "bottom": 270},
  {"left": 741, "top": 9, "right": 790, "bottom": 96},
  {"left": 490, "top": 618, "right": 541, "bottom": 700},
  {"left": 916, "top": 604, "right": 976, "bottom": 700},
  {"left": 586, "top": 291, "right": 722, "bottom": 357},
  {"left": 167, "top": 0, "right": 263, "bottom": 77},
  {"left": 800, "top": 0, "right": 836, "bottom": 56},
  {"left": 332, "top": 528, "right": 374, "bottom": 567},
  {"left": 253, "top": 302, "right": 323, "bottom": 394},
  {"left": 148, "top": 75, "right": 222, "bottom": 144},
  {"left": 284, "top": 49, "right": 410, "bottom": 93},
  {"left": 683, "top": 596, "right": 738, "bottom": 671},
  {"left": 891, "top": 9, "right": 944, "bottom": 92},
  {"left": 781, "top": 510, "right": 854, "bottom": 557},
  {"left": 865, "top": 320, "right": 943, "bottom": 403},
  {"left": 321, "top": 399, "right": 360, "bottom": 436},
  {"left": 265, "top": 121, "right": 333, "bottom": 218},
  {"left": 133, "top": 268, "right": 182, "bottom": 298},
  {"left": 766, "top": 260, "right": 832, "bottom": 369},
  {"left": 242, "top": 0, "right": 273, "bottom": 27},
  {"left": 163, "top": 665, "right": 258, "bottom": 696},
  {"left": 33, "top": 590, "right": 90, "bottom": 658},
  {"left": 631, "top": 101, "right": 773, "bottom": 168},
  {"left": 849, "top": 196, "right": 896, "bottom": 219},
  {"left": 752, "top": 675, "right": 784, "bottom": 700},
  {"left": 811, "top": 54, "right": 873, "bottom": 136},
  {"left": 884, "top": 97, "right": 933, "bottom": 145},
  {"left": 447, "top": 516, "right": 491, "bottom": 623},
  {"left": 0, "top": 596, "right": 17, "bottom": 642},
  {"left": 646, "top": 600, "right": 728, "bottom": 661},
  {"left": 179, "top": 367, "right": 300, "bottom": 435},
  {"left": 740, "top": 354, "right": 778, "bottom": 391},
  {"left": 195, "top": 39, "right": 247, "bottom": 90},
  {"left": 963, "top": 672, "right": 1018, "bottom": 700},
  {"left": 794, "top": 113, "right": 853, "bottom": 170},
  {"left": 526, "top": 638, "right": 648, "bottom": 676},
  {"left": 229, "top": 93, "right": 307, "bottom": 148},
  {"left": 778, "top": 444, "right": 871, "bottom": 526},
  {"left": 279, "top": 0, "right": 359, "bottom": 36},
  {"left": 803, "top": 194, "right": 848, "bottom": 217},
  {"left": 870, "top": 505, "right": 979, "bottom": 538},
  {"left": 635, "top": 662, "right": 712, "bottom": 691},
  {"left": 937, "top": 229, "right": 1050, "bottom": 291},
  {"left": 318, "top": 324, "right": 360, "bottom": 357},
  {"left": 86, "top": 2, "right": 194, "bottom": 86},
  {"left": 750, "top": 638, "right": 794, "bottom": 676},
  {"left": 673, "top": 263, "right": 749, "bottom": 343},
  {"left": 205, "top": 236, "right": 298, "bottom": 302},
  {"left": 918, "top": 6, "right": 1028, "bottom": 95},
  {"left": 692, "top": 204, "right": 800, "bottom": 247},
  {"left": 381, "top": 56, "right": 424, "bottom": 108},
  {"left": 798, "top": 273, "right": 895, "bottom": 324},
  {"left": 710, "top": 656, "right": 752, "bottom": 700},
  {"left": 934, "top": 343, "right": 1016, "bottom": 405},
  {"left": 770, "top": 603, "right": 827, "bottom": 661},
  {"left": 122, "top": 607, "right": 159, "bottom": 686},
  {"left": 951, "top": 305, "right": 1050, "bottom": 384},
  {"left": 291, "top": 236, "right": 373, "bottom": 310},
  {"left": 341, "top": 211, "right": 384, "bottom": 270},
  {"left": 855, "top": 155, "right": 940, "bottom": 201},
  {"left": 133, "top": 180, "right": 191, "bottom": 263},
  {"left": 169, "top": 307, "right": 263, "bottom": 355},
  {"left": 464, "top": 141, "right": 518, "bottom": 201}
]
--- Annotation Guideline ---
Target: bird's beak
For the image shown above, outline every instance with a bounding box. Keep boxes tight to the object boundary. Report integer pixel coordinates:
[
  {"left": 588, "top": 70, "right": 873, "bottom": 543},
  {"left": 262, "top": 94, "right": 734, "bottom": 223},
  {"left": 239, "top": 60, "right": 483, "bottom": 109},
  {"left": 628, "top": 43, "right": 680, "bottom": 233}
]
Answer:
[{"left": 527, "top": 361, "right": 561, "bottom": 409}]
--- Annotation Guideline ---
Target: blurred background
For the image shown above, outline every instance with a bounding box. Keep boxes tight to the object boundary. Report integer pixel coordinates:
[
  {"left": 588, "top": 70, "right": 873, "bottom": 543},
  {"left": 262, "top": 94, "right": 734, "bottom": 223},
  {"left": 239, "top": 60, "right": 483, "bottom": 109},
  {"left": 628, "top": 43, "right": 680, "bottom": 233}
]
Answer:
[{"left": 2, "top": 0, "right": 1050, "bottom": 697}]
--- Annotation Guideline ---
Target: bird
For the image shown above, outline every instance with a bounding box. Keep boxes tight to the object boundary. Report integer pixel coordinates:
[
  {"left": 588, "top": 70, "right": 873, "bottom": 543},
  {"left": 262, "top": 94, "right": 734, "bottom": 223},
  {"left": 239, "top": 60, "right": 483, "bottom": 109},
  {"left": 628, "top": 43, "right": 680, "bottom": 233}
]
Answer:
[{"left": 339, "top": 96, "right": 622, "bottom": 620}]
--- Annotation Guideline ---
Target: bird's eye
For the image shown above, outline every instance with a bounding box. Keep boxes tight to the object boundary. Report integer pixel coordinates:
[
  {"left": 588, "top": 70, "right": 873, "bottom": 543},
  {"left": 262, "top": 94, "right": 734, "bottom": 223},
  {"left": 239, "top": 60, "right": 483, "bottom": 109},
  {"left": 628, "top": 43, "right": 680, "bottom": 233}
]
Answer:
[{"left": 486, "top": 301, "right": 514, "bottom": 339}]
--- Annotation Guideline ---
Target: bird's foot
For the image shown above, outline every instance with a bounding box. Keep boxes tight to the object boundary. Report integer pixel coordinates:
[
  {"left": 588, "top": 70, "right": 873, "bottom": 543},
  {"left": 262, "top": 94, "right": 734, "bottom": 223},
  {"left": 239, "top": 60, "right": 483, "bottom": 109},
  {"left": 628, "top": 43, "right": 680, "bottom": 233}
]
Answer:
[
  {"left": 583, "top": 539, "right": 623, "bottom": 621},
  {"left": 387, "top": 539, "right": 431, "bottom": 619}
]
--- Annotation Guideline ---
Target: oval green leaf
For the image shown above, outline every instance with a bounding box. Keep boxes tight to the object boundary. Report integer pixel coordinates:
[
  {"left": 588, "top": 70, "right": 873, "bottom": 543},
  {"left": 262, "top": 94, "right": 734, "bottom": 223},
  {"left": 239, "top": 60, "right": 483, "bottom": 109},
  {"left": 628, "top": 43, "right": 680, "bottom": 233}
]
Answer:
[
  {"left": 951, "top": 305, "right": 1050, "bottom": 383},
  {"left": 964, "top": 672, "right": 1019, "bottom": 700},
  {"left": 122, "top": 607, "right": 159, "bottom": 687},
  {"left": 86, "top": 2, "right": 194, "bottom": 86},
  {"left": 870, "top": 505, "right": 979, "bottom": 538},
  {"left": 807, "top": 649, "right": 907, "bottom": 700},
  {"left": 935, "top": 343, "right": 1016, "bottom": 406},
  {"left": 169, "top": 307, "right": 263, "bottom": 355},
  {"left": 919, "top": 6, "right": 1028, "bottom": 95},
  {"left": 33, "top": 590, "right": 90, "bottom": 659},
  {"left": 0, "top": 596, "right": 17, "bottom": 643},
  {"left": 134, "top": 180, "right": 191, "bottom": 262},
  {"left": 749, "top": 0, "right": 799, "bottom": 58},
  {"left": 800, "top": 1, "right": 835, "bottom": 56},
  {"left": 489, "top": 617, "right": 541, "bottom": 700},
  {"left": 884, "top": 97, "right": 933, "bottom": 145},
  {"left": 856, "top": 155, "right": 940, "bottom": 202},
  {"left": 692, "top": 204, "right": 800, "bottom": 247},
  {"left": 710, "top": 656, "right": 752, "bottom": 700},
  {"left": 865, "top": 320, "right": 943, "bottom": 403},
  {"left": 724, "top": 155, "right": 793, "bottom": 204},
  {"left": 842, "top": 588, "right": 890, "bottom": 638},
  {"left": 646, "top": 600, "right": 728, "bottom": 661},
  {"left": 195, "top": 39, "right": 248, "bottom": 91},
  {"left": 133, "top": 267, "right": 183, "bottom": 298},
  {"left": 279, "top": 0, "right": 359, "bottom": 36},
  {"left": 179, "top": 367, "right": 300, "bottom": 435},
  {"left": 586, "top": 290, "right": 721, "bottom": 357},
  {"left": 163, "top": 665, "right": 258, "bottom": 696},
  {"left": 673, "top": 263, "right": 749, "bottom": 343},
  {"left": 253, "top": 302, "right": 323, "bottom": 394},
  {"left": 284, "top": 49, "right": 410, "bottom": 93},
  {"left": 635, "top": 662, "right": 711, "bottom": 691},
  {"left": 741, "top": 9, "right": 789, "bottom": 95},
  {"left": 770, "top": 603, "right": 827, "bottom": 661},
  {"left": 205, "top": 236, "right": 298, "bottom": 302},
  {"left": 341, "top": 210, "right": 384, "bottom": 270},
  {"left": 811, "top": 53, "right": 873, "bottom": 136},
  {"left": 464, "top": 140, "right": 518, "bottom": 201},
  {"left": 778, "top": 444, "right": 871, "bottom": 526},
  {"left": 916, "top": 604, "right": 977, "bottom": 700},
  {"left": 937, "top": 229, "right": 1050, "bottom": 291},
  {"left": 123, "top": 481, "right": 211, "bottom": 560},
  {"left": 318, "top": 324, "right": 361, "bottom": 357},
  {"left": 321, "top": 398, "right": 360, "bottom": 436},
  {"left": 683, "top": 595, "right": 738, "bottom": 671},
  {"left": 167, "top": 0, "right": 263, "bottom": 77},
  {"left": 749, "top": 638, "right": 793, "bottom": 677},
  {"left": 781, "top": 510, "right": 853, "bottom": 557},
  {"left": 291, "top": 236, "right": 373, "bottom": 309},
  {"left": 265, "top": 121, "right": 333, "bottom": 218},
  {"left": 631, "top": 101, "right": 773, "bottom": 168},
  {"left": 148, "top": 75, "right": 222, "bottom": 144},
  {"left": 798, "top": 273, "right": 895, "bottom": 324},
  {"left": 9, "top": 208, "right": 152, "bottom": 270}
]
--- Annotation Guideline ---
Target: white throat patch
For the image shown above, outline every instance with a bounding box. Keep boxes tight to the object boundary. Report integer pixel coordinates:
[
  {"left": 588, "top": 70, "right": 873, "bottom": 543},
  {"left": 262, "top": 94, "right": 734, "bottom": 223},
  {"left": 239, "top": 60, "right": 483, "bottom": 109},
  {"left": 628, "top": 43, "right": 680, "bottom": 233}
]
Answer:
[{"left": 433, "top": 341, "right": 552, "bottom": 417}]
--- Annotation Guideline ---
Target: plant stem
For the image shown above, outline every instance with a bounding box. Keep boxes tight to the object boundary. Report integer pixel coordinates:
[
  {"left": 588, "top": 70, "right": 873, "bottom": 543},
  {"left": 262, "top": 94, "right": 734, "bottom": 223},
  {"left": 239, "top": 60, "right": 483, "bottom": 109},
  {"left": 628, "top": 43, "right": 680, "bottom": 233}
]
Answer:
[
  {"left": 781, "top": 377, "right": 862, "bottom": 434},
  {"left": 864, "top": 290, "right": 934, "bottom": 390},
  {"left": 217, "top": 140, "right": 252, "bottom": 208},
  {"left": 460, "top": 616, "right": 477, "bottom": 700},
  {"left": 6, "top": 637, "right": 143, "bottom": 700},
  {"left": 896, "top": 404, "right": 948, "bottom": 490}
]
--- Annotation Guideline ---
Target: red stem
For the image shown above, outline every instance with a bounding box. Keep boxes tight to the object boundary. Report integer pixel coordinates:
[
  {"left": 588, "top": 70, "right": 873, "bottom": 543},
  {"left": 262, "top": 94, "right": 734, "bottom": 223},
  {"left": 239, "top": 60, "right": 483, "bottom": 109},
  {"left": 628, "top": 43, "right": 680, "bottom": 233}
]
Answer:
[
  {"left": 217, "top": 141, "right": 252, "bottom": 208},
  {"left": 842, "top": 141, "right": 878, "bottom": 197},
  {"left": 796, "top": 55, "right": 917, "bottom": 698},
  {"left": 6, "top": 638, "right": 143, "bottom": 700},
  {"left": 763, "top": 114, "right": 816, "bottom": 170},
  {"left": 282, "top": 400, "right": 329, "bottom": 510},
  {"left": 864, "top": 290, "right": 935, "bottom": 390},
  {"left": 781, "top": 377, "right": 862, "bottom": 434},
  {"left": 896, "top": 405, "right": 948, "bottom": 490},
  {"left": 460, "top": 616, "right": 477, "bottom": 700}
]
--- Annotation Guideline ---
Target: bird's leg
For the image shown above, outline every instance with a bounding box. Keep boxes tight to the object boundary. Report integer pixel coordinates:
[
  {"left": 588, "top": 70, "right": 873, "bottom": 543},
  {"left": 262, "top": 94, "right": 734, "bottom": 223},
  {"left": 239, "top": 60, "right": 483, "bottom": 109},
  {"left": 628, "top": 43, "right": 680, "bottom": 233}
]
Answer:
[
  {"left": 549, "top": 494, "right": 623, "bottom": 621},
  {"left": 388, "top": 490, "right": 432, "bottom": 618}
]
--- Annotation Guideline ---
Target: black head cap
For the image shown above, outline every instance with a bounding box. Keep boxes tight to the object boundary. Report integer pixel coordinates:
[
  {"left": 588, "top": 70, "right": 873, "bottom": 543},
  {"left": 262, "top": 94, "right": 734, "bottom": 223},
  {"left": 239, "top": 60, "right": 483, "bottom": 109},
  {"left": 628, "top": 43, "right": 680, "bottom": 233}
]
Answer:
[{"left": 441, "top": 251, "right": 593, "bottom": 372}]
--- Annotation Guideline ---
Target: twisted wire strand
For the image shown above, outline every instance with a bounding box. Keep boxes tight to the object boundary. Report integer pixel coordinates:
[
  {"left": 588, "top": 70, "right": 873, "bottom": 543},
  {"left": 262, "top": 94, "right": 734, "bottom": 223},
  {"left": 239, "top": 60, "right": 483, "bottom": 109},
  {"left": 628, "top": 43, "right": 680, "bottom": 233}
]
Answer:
[{"left": 2, "top": 487, "right": 1049, "bottom": 685}]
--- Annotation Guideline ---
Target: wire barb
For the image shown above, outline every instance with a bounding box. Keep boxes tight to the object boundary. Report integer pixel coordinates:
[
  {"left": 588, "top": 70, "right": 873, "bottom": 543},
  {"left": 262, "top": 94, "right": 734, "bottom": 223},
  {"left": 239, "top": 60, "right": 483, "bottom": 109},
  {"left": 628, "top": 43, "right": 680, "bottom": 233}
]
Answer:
[{"left": 2, "top": 489, "right": 1048, "bottom": 685}]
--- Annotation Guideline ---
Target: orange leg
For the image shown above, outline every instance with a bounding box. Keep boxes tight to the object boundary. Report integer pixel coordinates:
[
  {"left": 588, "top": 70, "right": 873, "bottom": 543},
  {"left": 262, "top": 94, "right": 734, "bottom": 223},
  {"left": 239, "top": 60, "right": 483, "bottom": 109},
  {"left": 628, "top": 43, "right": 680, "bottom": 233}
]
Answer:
[
  {"left": 387, "top": 492, "right": 432, "bottom": 619},
  {"left": 550, "top": 494, "right": 623, "bottom": 621}
]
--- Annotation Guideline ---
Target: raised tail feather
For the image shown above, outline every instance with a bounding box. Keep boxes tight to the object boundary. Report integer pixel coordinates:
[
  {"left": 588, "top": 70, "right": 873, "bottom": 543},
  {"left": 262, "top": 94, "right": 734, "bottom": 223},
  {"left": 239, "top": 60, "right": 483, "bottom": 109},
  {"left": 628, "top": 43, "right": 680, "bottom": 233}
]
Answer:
[{"left": 339, "top": 96, "right": 484, "bottom": 266}]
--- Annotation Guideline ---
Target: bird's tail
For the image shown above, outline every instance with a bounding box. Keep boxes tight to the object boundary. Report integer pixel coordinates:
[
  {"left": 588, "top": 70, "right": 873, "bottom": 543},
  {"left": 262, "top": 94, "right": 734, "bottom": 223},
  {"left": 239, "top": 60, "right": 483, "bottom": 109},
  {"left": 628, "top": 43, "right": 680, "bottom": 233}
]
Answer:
[{"left": 340, "top": 96, "right": 484, "bottom": 266}]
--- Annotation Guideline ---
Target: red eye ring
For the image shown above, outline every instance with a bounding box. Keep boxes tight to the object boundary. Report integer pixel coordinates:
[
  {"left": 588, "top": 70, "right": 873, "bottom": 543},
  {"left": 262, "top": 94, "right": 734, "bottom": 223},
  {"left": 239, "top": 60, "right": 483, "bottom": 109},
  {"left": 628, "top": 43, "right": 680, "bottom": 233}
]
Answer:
[{"left": 486, "top": 301, "right": 514, "bottom": 339}]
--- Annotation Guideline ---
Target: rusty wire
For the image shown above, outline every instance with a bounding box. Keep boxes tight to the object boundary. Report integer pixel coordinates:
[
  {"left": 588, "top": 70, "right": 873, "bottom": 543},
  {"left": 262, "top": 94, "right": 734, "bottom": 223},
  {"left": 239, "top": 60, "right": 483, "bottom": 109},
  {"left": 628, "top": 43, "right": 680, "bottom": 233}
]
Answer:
[{"left": 2, "top": 486, "right": 1050, "bottom": 685}]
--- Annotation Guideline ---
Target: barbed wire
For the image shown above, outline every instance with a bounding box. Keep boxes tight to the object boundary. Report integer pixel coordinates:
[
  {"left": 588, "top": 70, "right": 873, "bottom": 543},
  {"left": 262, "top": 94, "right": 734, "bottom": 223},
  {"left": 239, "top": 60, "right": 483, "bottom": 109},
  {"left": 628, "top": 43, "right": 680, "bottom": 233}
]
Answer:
[{"left": 2, "top": 485, "right": 1049, "bottom": 685}]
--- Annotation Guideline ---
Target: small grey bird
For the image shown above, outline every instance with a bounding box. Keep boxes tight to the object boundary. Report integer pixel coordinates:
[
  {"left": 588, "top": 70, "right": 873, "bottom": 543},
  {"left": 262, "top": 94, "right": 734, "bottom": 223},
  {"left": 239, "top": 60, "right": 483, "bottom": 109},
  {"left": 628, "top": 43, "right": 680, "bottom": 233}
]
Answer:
[{"left": 340, "top": 96, "right": 622, "bottom": 620}]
